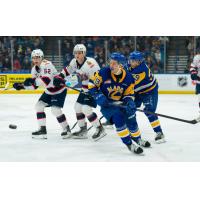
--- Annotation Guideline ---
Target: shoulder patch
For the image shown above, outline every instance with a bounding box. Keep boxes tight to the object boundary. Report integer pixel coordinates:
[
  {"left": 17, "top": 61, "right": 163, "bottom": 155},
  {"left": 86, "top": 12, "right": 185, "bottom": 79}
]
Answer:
[{"left": 87, "top": 61, "right": 94, "bottom": 68}]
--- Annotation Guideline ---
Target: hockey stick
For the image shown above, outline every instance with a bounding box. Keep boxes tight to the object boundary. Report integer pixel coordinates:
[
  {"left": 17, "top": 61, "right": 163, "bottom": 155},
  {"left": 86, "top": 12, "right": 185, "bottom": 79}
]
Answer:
[
  {"left": 136, "top": 108, "right": 200, "bottom": 124},
  {"left": 65, "top": 85, "right": 87, "bottom": 94},
  {"left": 87, "top": 115, "right": 104, "bottom": 131},
  {"left": 66, "top": 86, "right": 105, "bottom": 131},
  {"left": 70, "top": 121, "right": 78, "bottom": 131},
  {"left": 109, "top": 103, "right": 200, "bottom": 125},
  {"left": 65, "top": 85, "right": 200, "bottom": 125},
  {"left": 0, "top": 82, "right": 10, "bottom": 91},
  {"left": 70, "top": 116, "right": 104, "bottom": 131}
]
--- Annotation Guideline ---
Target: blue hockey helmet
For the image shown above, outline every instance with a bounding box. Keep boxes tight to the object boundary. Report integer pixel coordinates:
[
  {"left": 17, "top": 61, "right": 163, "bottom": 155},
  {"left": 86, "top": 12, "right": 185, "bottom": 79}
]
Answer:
[
  {"left": 129, "top": 51, "right": 144, "bottom": 62},
  {"left": 110, "top": 52, "right": 126, "bottom": 64}
]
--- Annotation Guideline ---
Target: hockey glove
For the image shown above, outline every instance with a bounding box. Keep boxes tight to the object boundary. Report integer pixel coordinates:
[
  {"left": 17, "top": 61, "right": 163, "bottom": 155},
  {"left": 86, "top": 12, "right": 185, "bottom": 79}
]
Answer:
[
  {"left": 191, "top": 73, "right": 200, "bottom": 81},
  {"left": 83, "top": 92, "right": 97, "bottom": 108},
  {"left": 76, "top": 70, "right": 88, "bottom": 81},
  {"left": 53, "top": 75, "right": 65, "bottom": 87},
  {"left": 24, "top": 78, "right": 35, "bottom": 87},
  {"left": 123, "top": 97, "right": 136, "bottom": 116},
  {"left": 13, "top": 83, "right": 25, "bottom": 90},
  {"left": 95, "top": 93, "right": 109, "bottom": 107}
]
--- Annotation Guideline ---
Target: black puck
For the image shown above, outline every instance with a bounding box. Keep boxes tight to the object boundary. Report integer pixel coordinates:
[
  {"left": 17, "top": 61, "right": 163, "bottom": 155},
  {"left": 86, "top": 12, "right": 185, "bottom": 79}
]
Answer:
[{"left": 9, "top": 124, "right": 17, "bottom": 129}]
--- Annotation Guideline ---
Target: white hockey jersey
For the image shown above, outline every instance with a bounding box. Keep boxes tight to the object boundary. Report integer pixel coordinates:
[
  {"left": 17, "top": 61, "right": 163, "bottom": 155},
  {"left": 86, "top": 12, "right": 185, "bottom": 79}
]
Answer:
[
  {"left": 190, "top": 55, "right": 200, "bottom": 83},
  {"left": 30, "top": 59, "right": 66, "bottom": 95},
  {"left": 190, "top": 55, "right": 200, "bottom": 75},
  {"left": 61, "top": 57, "right": 100, "bottom": 92}
]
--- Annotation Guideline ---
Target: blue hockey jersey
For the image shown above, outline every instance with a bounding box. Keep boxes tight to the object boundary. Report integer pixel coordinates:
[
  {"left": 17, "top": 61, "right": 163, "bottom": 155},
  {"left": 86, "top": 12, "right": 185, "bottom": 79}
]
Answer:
[
  {"left": 88, "top": 66, "right": 135, "bottom": 101},
  {"left": 128, "top": 61, "right": 158, "bottom": 94}
]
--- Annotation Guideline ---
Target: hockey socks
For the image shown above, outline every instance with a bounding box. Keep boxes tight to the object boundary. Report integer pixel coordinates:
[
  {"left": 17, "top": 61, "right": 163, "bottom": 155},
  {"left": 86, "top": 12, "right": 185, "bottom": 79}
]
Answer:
[{"left": 37, "top": 112, "right": 46, "bottom": 127}]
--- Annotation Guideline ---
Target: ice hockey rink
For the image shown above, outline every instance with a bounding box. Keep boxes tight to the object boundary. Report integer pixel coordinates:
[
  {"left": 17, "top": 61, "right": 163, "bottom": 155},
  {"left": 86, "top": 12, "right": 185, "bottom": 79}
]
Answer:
[{"left": 0, "top": 93, "right": 199, "bottom": 162}]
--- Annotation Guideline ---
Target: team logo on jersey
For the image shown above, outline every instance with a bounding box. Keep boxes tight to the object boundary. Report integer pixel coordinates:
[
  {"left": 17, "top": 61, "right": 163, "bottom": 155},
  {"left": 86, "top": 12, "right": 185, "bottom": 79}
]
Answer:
[
  {"left": 107, "top": 86, "right": 124, "bottom": 100},
  {"left": 86, "top": 61, "right": 94, "bottom": 68},
  {"left": 178, "top": 76, "right": 188, "bottom": 87}
]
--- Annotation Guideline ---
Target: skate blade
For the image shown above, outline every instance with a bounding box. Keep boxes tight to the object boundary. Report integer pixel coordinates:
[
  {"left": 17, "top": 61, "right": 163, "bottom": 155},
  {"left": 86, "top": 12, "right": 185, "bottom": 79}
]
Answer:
[
  {"left": 142, "top": 145, "right": 152, "bottom": 148},
  {"left": 62, "top": 134, "right": 73, "bottom": 139},
  {"left": 32, "top": 135, "right": 47, "bottom": 139},
  {"left": 131, "top": 151, "right": 145, "bottom": 156},
  {"left": 135, "top": 152, "right": 145, "bottom": 156},
  {"left": 93, "top": 132, "right": 107, "bottom": 142},
  {"left": 72, "top": 135, "right": 88, "bottom": 139},
  {"left": 155, "top": 138, "right": 166, "bottom": 144}
]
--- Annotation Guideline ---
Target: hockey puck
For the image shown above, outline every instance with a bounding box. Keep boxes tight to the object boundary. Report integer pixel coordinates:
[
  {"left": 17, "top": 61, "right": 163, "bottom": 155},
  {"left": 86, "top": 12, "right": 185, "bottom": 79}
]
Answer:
[{"left": 9, "top": 124, "right": 17, "bottom": 129}]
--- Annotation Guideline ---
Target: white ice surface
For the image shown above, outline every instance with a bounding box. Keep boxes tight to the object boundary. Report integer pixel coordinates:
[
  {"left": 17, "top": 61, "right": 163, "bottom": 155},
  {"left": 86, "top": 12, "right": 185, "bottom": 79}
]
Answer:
[{"left": 0, "top": 94, "right": 200, "bottom": 162}]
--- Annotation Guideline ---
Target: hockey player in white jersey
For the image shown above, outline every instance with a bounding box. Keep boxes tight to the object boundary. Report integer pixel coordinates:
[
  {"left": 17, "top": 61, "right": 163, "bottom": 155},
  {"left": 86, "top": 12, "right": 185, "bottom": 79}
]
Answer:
[
  {"left": 190, "top": 50, "right": 200, "bottom": 118},
  {"left": 13, "top": 49, "right": 71, "bottom": 139},
  {"left": 53, "top": 44, "right": 106, "bottom": 141}
]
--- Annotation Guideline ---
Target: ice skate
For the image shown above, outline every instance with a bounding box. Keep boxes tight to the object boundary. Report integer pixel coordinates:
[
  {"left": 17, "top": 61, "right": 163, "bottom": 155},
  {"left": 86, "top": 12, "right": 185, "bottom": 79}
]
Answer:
[
  {"left": 126, "top": 142, "right": 143, "bottom": 155},
  {"left": 61, "top": 125, "right": 72, "bottom": 139},
  {"left": 132, "top": 137, "right": 151, "bottom": 148},
  {"left": 72, "top": 124, "right": 88, "bottom": 139},
  {"left": 32, "top": 126, "right": 47, "bottom": 139},
  {"left": 92, "top": 124, "right": 107, "bottom": 141},
  {"left": 155, "top": 132, "right": 165, "bottom": 143}
]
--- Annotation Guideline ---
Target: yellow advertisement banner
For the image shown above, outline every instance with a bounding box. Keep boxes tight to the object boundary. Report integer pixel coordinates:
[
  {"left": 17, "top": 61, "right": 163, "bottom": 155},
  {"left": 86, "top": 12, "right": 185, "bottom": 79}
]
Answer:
[
  {"left": 0, "top": 73, "right": 78, "bottom": 94},
  {"left": 0, "top": 74, "right": 32, "bottom": 88}
]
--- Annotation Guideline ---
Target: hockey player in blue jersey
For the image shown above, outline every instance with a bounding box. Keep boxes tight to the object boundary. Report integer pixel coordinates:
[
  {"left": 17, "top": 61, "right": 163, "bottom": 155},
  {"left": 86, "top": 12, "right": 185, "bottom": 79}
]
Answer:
[
  {"left": 128, "top": 51, "right": 165, "bottom": 143},
  {"left": 88, "top": 53, "right": 150, "bottom": 155}
]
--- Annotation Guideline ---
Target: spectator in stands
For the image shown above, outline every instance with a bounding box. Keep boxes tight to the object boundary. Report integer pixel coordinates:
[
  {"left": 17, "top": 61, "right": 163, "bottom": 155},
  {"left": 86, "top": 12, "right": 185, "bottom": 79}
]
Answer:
[
  {"left": 33, "top": 37, "right": 41, "bottom": 49},
  {"left": 94, "top": 47, "right": 105, "bottom": 68},
  {"left": 25, "top": 47, "right": 32, "bottom": 57},
  {"left": 86, "top": 37, "right": 95, "bottom": 57},
  {"left": 2, "top": 57, "right": 11, "bottom": 72},
  {"left": 146, "top": 55, "right": 154, "bottom": 72},
  {"left": 22, "top": 56, "right": 31, "bottom": 71},
  {"left": 63, "top": 53, "right": 72, "bottom": 66},
  {"left": 0, "top": 59, "right": 3, "bottom": 72},
  {"left": 196, "top": 37, "right": 200, "bottom": 50},
  {"left": 13, "top": 59, "right": 21, "bottom": 71}
]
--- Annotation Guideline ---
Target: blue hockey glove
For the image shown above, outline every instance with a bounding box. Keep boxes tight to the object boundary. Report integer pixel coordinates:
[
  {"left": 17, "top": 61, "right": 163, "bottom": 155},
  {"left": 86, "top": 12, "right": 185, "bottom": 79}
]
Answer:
[
  {"left": 53, "top": 76, "right": 65, "bottom": 87},
  {"left": 95, "top": 93, "right": 109, "bottom": 107},
  {"left": 123, "top": 97, "right": 136, "bottom": 116},
  {"left": 24, "top": 78, "right": 35, "bottom": 87},
  {"left": 13, "top": 83, "right": 25, "bottom": 90}
]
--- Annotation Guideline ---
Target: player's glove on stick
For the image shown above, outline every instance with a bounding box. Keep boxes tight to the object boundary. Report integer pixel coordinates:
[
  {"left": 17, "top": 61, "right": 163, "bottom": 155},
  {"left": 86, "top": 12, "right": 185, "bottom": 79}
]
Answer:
[
  {"left": 13, "top": 83, "right": 25, "bottom": 90},
  {"left": 95, "top": 93, "right": 109, "bottom": 107},
  {"left": 24, "top": 78, "right": 35, "bottom": 87},
  {"left": 53, "top": 76, "right": 65, "bottom": 87},
  {"left": 123, "top": 97, "right": 136, "bottom": 116}
]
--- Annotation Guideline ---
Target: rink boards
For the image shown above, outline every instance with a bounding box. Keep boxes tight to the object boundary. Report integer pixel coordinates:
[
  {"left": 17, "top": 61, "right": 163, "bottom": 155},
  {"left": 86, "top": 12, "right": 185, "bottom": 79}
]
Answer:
[{"left": 0, "top": 73, "right": 196, "bottom": 94}]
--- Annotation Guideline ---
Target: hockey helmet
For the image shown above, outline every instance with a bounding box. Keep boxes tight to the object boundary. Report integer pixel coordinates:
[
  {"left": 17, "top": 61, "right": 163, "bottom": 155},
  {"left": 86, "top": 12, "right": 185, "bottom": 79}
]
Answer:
[
  {"left": 129, "top": 51, "right": 144, "bottom": 62},
  {"left": 73, "top": 44, "right": 87, "bottom": 55},
  {"left": 31, "top": 49, "right": 44, "bottom": 59},
  {"left": 109, "top": 52, "right": 126, "bottom": 64}
]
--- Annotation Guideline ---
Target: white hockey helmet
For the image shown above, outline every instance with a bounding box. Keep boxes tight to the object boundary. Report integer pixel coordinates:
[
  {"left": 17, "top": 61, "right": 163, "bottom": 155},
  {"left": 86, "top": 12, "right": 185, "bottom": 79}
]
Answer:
[
  {"left": 31, "top": 49, "right": 44, "bottom": 59},
  {"left": 73, "top": 44, "right": 86, "bottom": 55}
]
